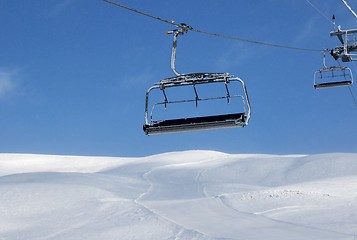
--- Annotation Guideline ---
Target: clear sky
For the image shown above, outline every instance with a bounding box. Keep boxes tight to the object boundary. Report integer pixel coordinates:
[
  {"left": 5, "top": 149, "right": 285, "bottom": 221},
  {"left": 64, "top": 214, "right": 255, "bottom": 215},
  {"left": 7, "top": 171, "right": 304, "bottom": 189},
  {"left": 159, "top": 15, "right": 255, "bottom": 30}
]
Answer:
[{"left": 1, "top": 0, "right": 356, "bottom": 157}]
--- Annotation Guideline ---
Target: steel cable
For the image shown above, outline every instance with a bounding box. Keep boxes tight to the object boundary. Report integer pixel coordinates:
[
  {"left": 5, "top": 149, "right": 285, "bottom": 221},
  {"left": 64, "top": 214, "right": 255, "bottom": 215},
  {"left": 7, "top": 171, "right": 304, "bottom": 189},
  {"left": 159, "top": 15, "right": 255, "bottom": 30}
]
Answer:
[
  {"left": 341, "top": 0, "right": 357, "bottom": 20},
  {"left": 103, "top": 0, "right": 323, "bottom": 52}
]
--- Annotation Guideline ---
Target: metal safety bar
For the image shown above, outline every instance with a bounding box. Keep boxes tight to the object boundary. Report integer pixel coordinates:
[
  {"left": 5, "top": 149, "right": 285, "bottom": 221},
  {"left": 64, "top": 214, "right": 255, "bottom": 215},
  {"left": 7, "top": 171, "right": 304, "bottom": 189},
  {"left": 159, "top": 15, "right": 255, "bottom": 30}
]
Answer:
[
  {"left": 144, "top": 76, "right": 251, "bottom": 126},
  {"left": 149, "top": 95, "right": 246, "bottom": 123}
]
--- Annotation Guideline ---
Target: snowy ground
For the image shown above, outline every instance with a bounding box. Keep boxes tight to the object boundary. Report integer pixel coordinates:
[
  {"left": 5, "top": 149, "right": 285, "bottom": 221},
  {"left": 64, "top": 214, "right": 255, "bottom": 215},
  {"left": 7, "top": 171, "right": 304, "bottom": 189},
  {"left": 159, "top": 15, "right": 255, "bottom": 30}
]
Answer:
[{"left": 0, "top": 151, "right": 356, "bottom": 240}]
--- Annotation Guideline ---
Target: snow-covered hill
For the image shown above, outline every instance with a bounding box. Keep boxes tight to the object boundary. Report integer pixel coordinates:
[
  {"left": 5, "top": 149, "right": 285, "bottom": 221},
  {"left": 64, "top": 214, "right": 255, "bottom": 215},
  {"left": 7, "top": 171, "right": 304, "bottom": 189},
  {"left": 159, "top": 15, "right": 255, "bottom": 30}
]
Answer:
[{"left": 0, "top": 151, "right": 356, "bottom": 240}]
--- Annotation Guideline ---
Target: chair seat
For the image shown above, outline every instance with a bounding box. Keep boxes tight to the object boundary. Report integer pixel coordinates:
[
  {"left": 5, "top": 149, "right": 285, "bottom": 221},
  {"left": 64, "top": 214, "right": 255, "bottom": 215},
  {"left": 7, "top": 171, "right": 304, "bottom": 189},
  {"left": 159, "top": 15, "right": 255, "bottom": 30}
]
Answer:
[
  {"left": 143, "top": 113, "right": 246, "bottom": 135},
  {"left": 314, "top": 80, "right": 352, "bottom": 89}
]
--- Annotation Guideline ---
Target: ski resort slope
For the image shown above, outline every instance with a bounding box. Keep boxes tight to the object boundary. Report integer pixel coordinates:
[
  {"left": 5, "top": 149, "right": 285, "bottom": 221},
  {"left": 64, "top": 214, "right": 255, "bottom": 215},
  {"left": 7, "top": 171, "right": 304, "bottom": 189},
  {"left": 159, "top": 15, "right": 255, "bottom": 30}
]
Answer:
[{"left": 0, "top": 151, "right": 356, "bottom": 240}]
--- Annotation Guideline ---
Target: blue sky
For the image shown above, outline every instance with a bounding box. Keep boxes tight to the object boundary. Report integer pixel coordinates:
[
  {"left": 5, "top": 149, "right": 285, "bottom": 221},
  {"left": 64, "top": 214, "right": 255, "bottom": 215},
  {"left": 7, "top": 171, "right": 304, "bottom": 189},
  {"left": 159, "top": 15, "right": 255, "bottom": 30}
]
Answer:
[{"left": 1, "top": 0, "right": 357, "bottom": 157}]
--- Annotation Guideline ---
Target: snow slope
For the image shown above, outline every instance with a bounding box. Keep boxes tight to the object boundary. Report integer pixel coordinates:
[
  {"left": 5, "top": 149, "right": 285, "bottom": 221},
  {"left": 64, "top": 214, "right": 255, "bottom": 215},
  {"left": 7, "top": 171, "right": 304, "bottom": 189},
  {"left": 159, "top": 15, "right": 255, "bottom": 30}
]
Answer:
[{"left": 0, "top": 151, "right": 356, "bottom": 240}]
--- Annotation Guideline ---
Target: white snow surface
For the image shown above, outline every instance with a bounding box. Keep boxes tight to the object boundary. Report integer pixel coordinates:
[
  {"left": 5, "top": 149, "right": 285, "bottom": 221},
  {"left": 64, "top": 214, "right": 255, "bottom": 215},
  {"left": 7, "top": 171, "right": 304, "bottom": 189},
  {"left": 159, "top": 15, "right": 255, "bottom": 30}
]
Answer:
[{"left": 0, "top": 151, "right": 356, "bottom": 240}]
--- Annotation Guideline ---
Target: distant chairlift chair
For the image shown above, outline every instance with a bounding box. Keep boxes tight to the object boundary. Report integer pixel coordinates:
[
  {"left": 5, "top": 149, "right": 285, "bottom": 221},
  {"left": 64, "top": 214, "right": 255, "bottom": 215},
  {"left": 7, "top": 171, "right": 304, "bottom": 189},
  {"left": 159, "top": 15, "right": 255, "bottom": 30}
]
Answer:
[
  {"left": 143, "top": 25, "right": 251, "bottom": 135},
  {"left": 314, "top": 50, "right": 353, "bottom": 89}
]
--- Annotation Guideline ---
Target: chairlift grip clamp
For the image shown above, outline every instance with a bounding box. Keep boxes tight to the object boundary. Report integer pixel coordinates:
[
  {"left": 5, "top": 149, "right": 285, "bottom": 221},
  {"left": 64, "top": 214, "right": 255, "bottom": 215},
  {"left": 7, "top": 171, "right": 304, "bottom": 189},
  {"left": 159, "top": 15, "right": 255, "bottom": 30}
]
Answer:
[{"left": 166, "top": 23, "right": 192, "bottom": 36}]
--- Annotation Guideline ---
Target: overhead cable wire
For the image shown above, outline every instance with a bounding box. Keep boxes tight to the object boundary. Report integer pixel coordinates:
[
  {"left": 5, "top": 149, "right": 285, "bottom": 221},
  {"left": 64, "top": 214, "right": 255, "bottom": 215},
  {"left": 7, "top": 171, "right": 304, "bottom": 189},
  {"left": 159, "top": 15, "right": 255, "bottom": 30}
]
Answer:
[
  {"left": 341, "top": 0, "right": 357, "bottom": 20},
  {"left": 337, "top": 59, "right": 357, "bottom": 107},
  {"left": 348, "top": 61, "right": 357, "bottom": 107},
  {"left": 305, "top": 0, "right": 334, "bottom": 25},
  {"left": 347, "top": 86, "right": 357, "bottom": 106},
  {"left": 189, "top": 28, "right": 322, "bottom": 52},
  {"left": 103, "top": 0, "right": 323, "bottom": 52},
  {"left": 103, "top": 0, "right": 181, "bottom": 28}
]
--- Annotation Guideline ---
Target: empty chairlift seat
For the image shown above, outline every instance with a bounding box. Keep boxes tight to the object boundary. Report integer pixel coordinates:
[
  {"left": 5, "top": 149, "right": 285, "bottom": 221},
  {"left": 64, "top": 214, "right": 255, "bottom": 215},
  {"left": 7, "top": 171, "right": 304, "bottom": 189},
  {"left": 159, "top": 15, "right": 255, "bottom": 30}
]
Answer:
[
  {"left": 143, "top": 73, "right": 251, "bottom": 136},
  {"left": 314, "top": 66, "right": 353, "bottom": 89}
]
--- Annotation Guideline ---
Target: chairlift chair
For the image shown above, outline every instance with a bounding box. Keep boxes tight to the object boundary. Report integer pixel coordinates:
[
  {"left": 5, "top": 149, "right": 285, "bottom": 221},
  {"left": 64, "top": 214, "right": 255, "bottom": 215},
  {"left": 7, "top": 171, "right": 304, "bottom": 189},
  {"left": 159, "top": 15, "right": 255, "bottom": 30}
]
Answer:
[
  {"left": 314, "top": 51, "right": 353, "bottom": 89},
  {"left": 143, "top": 25, "right": 251, "bottom": 135}
]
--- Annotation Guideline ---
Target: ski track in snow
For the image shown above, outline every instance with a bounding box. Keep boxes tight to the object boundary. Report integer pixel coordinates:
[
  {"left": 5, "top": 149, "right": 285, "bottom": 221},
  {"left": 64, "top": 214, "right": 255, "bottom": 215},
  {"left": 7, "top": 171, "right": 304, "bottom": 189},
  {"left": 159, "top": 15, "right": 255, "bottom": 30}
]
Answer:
[
  {"left": 133, "top": 162, "right": 211, "bottom": 239},
  {"left": 0, "top": 151, "right": 356, "bottom": 240}
]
